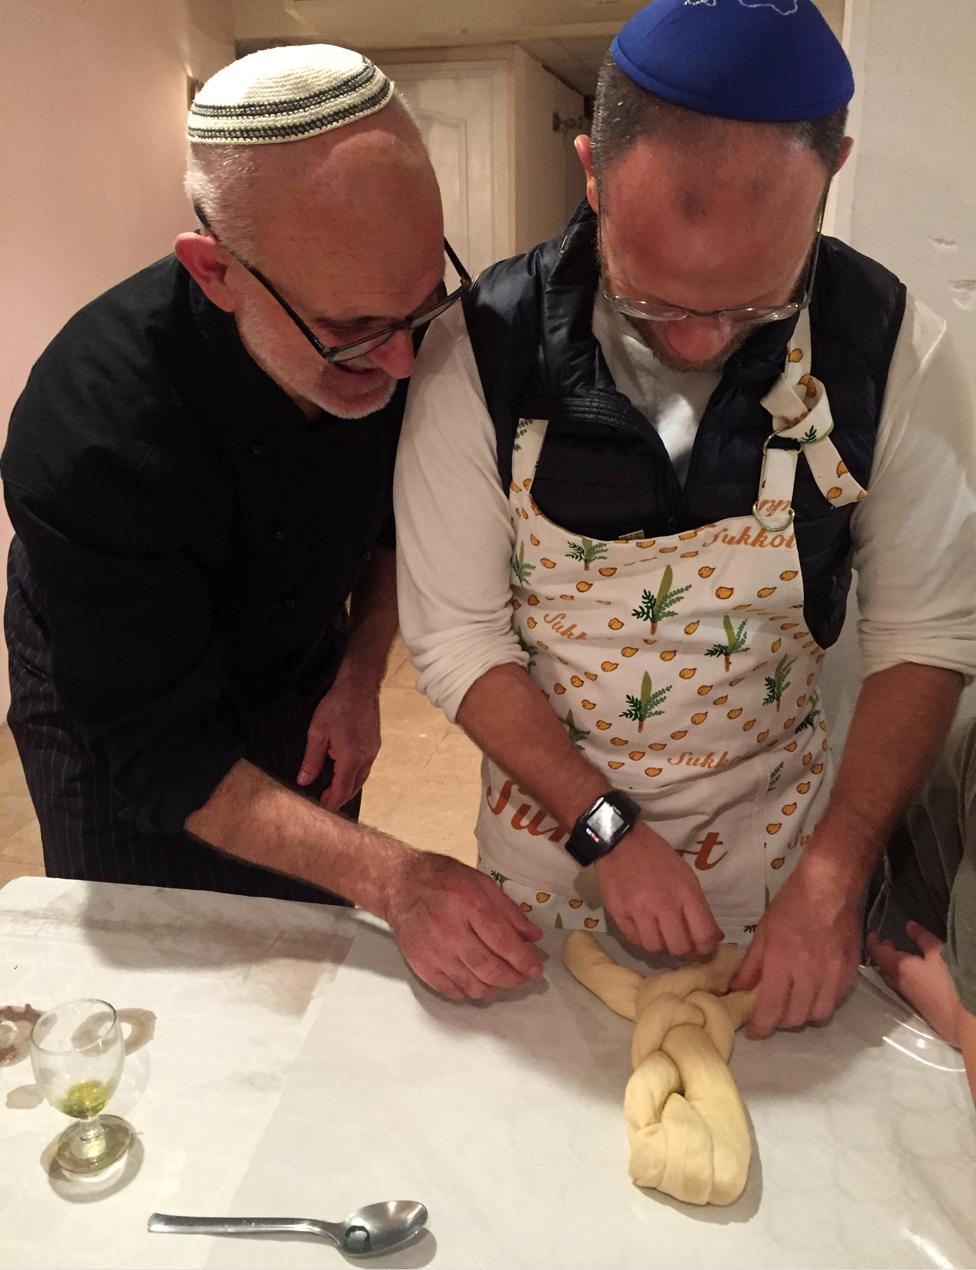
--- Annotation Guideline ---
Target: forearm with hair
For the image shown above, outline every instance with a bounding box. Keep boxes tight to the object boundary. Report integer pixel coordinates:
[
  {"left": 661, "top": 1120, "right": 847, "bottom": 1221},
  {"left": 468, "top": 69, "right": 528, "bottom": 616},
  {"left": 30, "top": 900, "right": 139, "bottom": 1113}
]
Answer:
[
  {"left": 456, "top": 662, "right": 616, "bottom": 826},
  {"left": 184, "top": 759, "right": 410, "bottom": 916},
  {"left": 809, "top": 662, "right": 963, "bottom": 896}
]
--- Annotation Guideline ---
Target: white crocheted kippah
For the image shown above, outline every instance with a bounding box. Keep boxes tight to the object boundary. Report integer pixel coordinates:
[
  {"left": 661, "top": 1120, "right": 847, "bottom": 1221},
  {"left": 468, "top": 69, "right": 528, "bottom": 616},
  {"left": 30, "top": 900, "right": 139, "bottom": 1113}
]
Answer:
[{"left": 188, "top": 44, "right": 394, "bottom": 146}]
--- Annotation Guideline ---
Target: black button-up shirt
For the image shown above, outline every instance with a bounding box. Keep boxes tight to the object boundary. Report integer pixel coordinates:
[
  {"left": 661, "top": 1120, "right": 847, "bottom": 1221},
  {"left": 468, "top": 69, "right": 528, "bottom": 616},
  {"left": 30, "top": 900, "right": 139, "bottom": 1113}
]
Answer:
[{"left": 2, "top": 256, "right": 402, "bottom": 835}]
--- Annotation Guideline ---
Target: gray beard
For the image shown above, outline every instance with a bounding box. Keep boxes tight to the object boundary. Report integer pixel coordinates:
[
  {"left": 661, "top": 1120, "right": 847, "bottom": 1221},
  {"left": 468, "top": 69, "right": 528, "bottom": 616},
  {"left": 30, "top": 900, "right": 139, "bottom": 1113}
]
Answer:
[{"left": 237, "top": 311, "right": 396, "bottom": 420}]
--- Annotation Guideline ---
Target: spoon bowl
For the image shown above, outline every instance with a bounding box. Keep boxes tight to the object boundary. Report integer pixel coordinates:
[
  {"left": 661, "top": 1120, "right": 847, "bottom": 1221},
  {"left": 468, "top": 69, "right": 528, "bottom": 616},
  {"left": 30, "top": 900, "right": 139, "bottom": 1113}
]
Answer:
[
  {"left": 336, "top": 1200, "right": 429, "bottom": 1254},
  {"left": 148, "top": 1199, "right": 429, "bottom": 1255}
]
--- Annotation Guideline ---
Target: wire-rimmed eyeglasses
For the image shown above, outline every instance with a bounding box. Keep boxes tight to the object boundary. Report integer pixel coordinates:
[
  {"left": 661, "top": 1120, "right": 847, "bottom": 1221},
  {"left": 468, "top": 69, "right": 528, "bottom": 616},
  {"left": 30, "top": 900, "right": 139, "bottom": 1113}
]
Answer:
[{"left": 602, "top": 193, "right": 828, "bottom": 329}]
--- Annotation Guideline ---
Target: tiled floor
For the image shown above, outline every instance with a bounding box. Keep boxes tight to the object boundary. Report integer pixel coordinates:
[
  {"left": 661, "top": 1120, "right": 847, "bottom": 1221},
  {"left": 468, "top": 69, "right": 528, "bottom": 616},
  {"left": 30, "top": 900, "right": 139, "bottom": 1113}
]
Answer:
[
  {"left": 360, "top": 640, "right": 480, "bottom": 864},
  {"left": 0, "top": 638, "right": 480, "bottom": 890},
  {"left": 0, "top": 727, "right": 44, "bottom": 889}
]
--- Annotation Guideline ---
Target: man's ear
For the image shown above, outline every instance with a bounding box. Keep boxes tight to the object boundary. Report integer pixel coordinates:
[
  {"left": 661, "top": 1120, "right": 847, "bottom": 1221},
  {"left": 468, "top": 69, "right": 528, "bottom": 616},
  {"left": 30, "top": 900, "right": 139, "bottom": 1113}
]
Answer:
[
  {"left": 173, "top": 231, "right": 236, "bottom": 312},
  {"left": 834, "top": 135, "right": 854, "bottom": 175},
  {"left": 574, "top": 134, "right": 600, "bottom": 215}
]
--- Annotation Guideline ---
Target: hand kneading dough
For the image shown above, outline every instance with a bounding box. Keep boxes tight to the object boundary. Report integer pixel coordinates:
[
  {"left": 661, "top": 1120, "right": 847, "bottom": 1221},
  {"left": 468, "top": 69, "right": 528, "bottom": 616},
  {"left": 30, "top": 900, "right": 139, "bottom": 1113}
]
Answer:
[{"left": 563, "top": 930, "right": 758, "bottom": 1206}]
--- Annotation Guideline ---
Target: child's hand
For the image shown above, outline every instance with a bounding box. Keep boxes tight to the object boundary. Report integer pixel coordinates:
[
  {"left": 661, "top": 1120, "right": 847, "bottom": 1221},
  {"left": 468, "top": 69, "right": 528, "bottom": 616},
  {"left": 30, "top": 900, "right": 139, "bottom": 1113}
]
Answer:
[{"left": 866, "top": 921, "right": 961, "bottom": 1047}]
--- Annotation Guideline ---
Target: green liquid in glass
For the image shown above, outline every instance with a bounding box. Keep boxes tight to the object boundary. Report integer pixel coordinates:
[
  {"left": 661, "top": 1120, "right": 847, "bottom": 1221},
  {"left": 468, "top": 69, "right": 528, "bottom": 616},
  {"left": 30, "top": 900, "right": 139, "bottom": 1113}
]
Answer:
[{"left": 54, "top": 1079, "right": 112, "bottom": 1119}]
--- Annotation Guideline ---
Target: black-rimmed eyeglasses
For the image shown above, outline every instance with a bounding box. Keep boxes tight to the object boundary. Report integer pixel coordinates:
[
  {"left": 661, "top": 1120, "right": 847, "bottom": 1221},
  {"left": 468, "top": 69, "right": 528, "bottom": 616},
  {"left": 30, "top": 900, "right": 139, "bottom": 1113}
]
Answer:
[{"left": 195, "top": 206, "right": 471, "bottom": 364}]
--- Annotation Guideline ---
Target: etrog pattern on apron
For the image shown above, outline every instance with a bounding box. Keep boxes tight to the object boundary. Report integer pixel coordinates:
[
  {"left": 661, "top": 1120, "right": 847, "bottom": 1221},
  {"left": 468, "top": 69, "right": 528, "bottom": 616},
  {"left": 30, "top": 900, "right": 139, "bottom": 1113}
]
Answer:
[{"left": 476, "top": 312, "right": 865, "bottom": 939}]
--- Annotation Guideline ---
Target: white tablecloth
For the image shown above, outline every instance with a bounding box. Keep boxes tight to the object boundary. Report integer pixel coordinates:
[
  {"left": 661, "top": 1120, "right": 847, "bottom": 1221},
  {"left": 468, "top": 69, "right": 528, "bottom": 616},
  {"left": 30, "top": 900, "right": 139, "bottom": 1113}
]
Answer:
[{"left": 1, "top": 876, "right": 973, "bottom": 1269}]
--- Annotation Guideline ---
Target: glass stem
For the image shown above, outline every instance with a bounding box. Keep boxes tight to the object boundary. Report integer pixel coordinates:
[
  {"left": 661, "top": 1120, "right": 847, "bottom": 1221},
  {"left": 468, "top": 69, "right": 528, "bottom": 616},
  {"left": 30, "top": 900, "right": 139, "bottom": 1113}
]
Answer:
[{"left": 75, "top": 1117, "right": 106, "bottom": 1158}]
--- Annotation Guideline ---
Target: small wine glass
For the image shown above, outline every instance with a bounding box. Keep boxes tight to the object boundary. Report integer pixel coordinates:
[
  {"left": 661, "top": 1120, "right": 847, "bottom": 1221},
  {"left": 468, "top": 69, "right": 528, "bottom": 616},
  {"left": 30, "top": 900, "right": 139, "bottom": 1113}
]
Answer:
[{"left": 30, "top": 998, "right": 133, "bottom": 1176}]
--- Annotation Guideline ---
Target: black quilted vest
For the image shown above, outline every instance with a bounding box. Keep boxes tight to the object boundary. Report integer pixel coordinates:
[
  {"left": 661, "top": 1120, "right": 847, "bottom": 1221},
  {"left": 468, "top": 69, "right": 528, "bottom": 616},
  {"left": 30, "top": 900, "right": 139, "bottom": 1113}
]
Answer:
[{"left": 463, "top": 202, "right": 905, "bottom": 648}]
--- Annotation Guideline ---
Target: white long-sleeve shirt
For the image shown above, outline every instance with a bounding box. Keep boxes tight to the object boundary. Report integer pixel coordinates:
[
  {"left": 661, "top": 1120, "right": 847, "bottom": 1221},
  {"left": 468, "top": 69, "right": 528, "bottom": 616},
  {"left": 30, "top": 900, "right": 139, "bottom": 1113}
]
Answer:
[{"left": 395, "top": 292, "right": 976, "bottom": 722}]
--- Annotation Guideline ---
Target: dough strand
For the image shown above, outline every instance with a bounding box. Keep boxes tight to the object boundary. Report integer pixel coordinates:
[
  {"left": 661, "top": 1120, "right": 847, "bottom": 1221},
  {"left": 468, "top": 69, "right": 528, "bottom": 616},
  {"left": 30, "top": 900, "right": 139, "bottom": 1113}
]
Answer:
[{"left": 563, "top": 930, "right": 757, "bottom": 1206}]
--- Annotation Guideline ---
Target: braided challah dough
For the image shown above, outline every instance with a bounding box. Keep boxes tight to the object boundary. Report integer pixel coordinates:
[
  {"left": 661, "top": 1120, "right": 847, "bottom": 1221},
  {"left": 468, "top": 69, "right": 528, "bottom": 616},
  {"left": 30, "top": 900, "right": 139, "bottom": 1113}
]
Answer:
[{"left": 564, "top": 930, "right": 758, "bottom": 1206}]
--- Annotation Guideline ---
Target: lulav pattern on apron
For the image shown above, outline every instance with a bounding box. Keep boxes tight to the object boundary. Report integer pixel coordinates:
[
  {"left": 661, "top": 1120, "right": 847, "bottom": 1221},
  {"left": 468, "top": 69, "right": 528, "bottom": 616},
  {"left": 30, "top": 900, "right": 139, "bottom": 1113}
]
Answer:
[{"left": 478, "top": 319, "right": 852, "bottom": 937}]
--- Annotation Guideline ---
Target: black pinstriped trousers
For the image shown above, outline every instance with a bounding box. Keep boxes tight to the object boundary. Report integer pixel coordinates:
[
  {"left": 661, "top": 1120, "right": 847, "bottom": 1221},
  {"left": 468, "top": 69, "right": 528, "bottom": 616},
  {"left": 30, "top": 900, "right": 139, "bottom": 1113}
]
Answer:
[{"left": 5, "top": 541, "right": 354, "bottom": 904}]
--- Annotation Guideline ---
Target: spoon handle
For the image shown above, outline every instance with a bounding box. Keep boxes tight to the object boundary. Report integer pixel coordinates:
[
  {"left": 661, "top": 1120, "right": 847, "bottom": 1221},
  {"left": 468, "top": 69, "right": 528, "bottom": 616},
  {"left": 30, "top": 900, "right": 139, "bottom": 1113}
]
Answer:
[{"left": 147, "top": 1213, "right": 335, "bottom": 1242}]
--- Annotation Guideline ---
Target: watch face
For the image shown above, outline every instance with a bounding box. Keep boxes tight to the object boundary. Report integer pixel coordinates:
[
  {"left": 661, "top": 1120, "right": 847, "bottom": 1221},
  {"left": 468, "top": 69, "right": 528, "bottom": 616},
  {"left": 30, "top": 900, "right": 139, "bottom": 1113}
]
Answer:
[{"left": 589, "top": 800, "right": 626, "bottom": 843}]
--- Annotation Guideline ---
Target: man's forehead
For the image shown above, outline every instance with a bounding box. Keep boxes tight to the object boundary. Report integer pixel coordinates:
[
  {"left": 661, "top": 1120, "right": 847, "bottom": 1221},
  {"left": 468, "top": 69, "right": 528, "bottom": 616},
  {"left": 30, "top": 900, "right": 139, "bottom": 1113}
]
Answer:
[
  {"left": 603, "top": 137, "right": 825, "bottom": 252},
  {"left": 610, "top": 130, "right": 820, "bottom": 202},
  {"left": 600, "top": 158, "right": 823, "bottom": 306},
  {"left": 235, "top": 124, "right": 445, "bottom": 318},
  {"left": 250, "top": 134, "right": 441, "bottom": 247},
  {"left": 250, "top": 162, "right": 441, "bottom": 253}
]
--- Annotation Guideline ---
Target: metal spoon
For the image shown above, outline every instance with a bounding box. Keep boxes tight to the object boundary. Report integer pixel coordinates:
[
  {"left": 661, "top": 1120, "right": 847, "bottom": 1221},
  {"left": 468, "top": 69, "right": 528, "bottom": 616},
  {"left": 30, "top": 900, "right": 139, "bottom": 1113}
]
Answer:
[{"left": 147, "top": 1200, "right": 428, "bottom": 1256}]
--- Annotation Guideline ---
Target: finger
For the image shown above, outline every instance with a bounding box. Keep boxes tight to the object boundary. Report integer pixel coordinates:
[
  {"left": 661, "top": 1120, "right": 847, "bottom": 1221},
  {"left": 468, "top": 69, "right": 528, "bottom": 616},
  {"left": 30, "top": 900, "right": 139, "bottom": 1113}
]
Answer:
[
  {"left": 810, "top": 973, "right": 839, "bottom": 1023},
  {"left": 329, "top": 757, "right": 373, "bottom": 805},
  {"left": 470, "top": 906, "right": 545, "bottom": 980},
  {"left": 297, "top": 723, "right": 330, "bottom": 786},
  {"left": 814, "top": 948, "right": 858, "bottom": 1023},
  {"left": 684, "top": 896, "right": 725, "bottom": 957},
  {"left": 505, "top": 902, "right": 544, "bottom": 943},
  {"left": 458, "top": 935, "right": 529, "bottom": 990},
  {"left": 420, "top": 967, "right": 465, "bottom": 1002},
  {"left": 445, "top": 960, "right": 497, "bottom": 1000},
  {"left": 628, "top": 908, "right": 665, "bottom": 955},
  {"left": 732, "top": 928, "right": 766, "bottom": 992},
  {"left": 477, "top": 877, "right": 544, "bottom": 943},
  {"left": 906, "top": 920, "right": 943, "bottom": 956},
  {"left": 835, "top": 955, "right": 858, "bottom": 1008},
  {"left": 867, "top": 935, "right": 912, "bottom": 982},
  {"left": 654, "top": 910, "right": 692, "bottom": 959},
  {"left": 747, "top": 957, "right": 791, "bottom": 1039},
  {"left": 320, "top": 751, "right": 360, "bottom": 812},
  {"left": 608, "top": 901, "right": 641, "bottom": 948},
  {"left": 782, "top": 969, "right": 816, "bottom": 1030},
  {"left": 320, "top": 769, "right": 368, "bottom": 815},
  {"left": 356, "top": 759, "right": 375, "bottom": 795}
]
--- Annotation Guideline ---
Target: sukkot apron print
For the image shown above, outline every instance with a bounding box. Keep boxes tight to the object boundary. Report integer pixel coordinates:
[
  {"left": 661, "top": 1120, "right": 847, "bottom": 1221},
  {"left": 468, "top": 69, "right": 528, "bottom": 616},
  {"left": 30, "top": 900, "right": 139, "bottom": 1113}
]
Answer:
[{"left": 477, "top": 310, "right": 867, "bottom": 939}]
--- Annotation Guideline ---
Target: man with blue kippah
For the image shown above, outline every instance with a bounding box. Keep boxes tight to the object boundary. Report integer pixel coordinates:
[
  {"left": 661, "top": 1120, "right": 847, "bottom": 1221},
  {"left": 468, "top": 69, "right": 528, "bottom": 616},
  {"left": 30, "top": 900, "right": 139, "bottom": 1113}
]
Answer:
[{"left": 395, "top": 0, "right": 976, "bottom": 1028}]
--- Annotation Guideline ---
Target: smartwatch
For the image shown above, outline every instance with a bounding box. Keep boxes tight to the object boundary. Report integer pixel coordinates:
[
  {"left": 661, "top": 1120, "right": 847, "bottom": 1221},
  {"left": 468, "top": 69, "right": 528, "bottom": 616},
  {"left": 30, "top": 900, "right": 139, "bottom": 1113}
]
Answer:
[{"left": 566, "top": 790, "right": 641, "bottom": 866}]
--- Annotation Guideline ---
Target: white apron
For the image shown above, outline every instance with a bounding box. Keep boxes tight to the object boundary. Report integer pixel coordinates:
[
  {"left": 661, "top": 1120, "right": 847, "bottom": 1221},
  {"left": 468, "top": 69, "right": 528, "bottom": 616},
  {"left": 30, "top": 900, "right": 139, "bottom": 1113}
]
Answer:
[{"left": 477, "top": 312, "right": 867, "bottom": 939}]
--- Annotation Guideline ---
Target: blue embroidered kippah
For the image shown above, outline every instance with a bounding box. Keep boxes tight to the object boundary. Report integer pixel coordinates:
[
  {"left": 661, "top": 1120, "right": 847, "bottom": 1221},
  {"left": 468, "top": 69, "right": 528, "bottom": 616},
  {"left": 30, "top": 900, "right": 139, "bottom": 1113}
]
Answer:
[{"left": 610, "top": 0, "right": 854, "bottom": 123}]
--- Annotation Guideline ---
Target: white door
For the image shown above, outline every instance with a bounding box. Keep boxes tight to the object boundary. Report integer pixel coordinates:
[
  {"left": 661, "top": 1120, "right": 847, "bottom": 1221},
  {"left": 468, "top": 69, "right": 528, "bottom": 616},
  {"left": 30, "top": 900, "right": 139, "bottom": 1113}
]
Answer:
[{"left": 382, "top": 61, "right": 513, "bottom": 279}]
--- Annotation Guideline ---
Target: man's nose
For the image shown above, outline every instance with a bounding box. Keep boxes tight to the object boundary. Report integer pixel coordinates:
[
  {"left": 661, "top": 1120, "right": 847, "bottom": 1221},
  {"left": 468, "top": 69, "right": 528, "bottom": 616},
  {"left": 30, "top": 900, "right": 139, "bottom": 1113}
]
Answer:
[
  {"left": 366, "top": 329, "right": 416, "bottom": 379},
  {"left": 662, "top": 316, "right": 735, "bottom": 363}
]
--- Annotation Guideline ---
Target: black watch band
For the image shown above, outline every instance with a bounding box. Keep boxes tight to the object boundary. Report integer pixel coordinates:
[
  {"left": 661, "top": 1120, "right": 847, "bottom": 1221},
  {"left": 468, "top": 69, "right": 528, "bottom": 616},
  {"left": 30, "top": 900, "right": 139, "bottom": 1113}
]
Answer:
[{"left": 566, "top": 790, "right": 642, "bottom": 866}]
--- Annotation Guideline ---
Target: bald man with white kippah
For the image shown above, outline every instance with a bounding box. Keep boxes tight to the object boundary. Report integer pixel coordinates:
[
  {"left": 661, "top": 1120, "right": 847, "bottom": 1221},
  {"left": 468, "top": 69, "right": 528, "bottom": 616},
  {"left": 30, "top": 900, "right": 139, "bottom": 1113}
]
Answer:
[{"left": 2, "top": 45, "right": 546, "bottom": 1002}]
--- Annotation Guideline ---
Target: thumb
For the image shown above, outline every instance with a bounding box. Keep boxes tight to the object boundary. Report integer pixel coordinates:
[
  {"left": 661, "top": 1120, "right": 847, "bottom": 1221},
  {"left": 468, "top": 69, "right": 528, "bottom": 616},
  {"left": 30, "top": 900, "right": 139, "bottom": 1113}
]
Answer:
[
  {"left": 906, "top": 920, "right": 943, "bottom": 955},
  {"left": 731, "top": 927, "right": 766, "bottom": 991}
]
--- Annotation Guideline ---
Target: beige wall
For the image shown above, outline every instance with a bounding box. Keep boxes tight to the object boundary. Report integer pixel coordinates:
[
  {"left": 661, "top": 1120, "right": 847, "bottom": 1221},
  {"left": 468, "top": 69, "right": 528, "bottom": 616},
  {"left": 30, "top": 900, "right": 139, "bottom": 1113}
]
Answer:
[
  {"left": 231, "top": 0, "right": 635, "bottom": 47},
  {"left": 823, "top": 0, "right": 976, "bottom": 735},
  {"left": 835, "top": 0, "right": 976, "bottom": 375},
  {"left": 0, "top": 0, "right": 235, "bottom": 718},
  {"left": 817, "top": 0, "right": 845, "bottom": 39}
]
